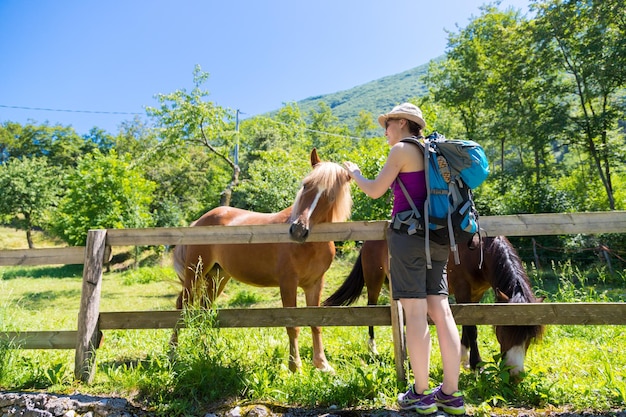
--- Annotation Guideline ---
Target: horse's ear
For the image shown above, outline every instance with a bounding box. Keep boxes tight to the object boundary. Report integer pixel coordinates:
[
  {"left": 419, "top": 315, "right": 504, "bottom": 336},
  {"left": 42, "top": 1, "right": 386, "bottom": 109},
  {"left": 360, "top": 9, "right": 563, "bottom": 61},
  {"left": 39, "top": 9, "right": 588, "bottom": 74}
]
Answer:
[{"left": 310, "top": 148, "right": 321, "bottom": 166}]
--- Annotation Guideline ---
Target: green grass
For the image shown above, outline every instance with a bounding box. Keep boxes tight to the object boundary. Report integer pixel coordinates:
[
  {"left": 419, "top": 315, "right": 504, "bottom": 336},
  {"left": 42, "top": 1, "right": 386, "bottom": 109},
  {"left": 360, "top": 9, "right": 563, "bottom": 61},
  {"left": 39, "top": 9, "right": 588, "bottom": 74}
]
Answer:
[{"left": 1, "top": 245, "right": 625, "bottom": 416}]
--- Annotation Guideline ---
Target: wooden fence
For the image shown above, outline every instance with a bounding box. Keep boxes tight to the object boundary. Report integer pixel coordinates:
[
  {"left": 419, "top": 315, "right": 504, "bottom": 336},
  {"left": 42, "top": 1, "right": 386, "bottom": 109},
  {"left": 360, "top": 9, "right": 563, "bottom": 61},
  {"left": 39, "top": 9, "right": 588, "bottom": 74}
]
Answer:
[{"left": 1, "top": 211, "right": 626, "bottom": 383}]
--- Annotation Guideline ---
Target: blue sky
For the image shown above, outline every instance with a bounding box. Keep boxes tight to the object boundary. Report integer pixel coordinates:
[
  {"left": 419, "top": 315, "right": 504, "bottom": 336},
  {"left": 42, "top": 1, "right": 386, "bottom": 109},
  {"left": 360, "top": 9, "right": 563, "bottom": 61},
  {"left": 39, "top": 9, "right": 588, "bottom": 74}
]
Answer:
[{"left": 0, "top": 0, "right": 530, "bottom": 136}]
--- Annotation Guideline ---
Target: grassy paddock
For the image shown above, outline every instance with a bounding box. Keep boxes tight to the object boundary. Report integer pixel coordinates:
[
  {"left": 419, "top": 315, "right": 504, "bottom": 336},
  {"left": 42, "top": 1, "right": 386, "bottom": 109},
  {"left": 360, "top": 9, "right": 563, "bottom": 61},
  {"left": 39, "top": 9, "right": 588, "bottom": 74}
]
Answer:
[{"left": 1, "top": 240, "right": 625, "bottom": 416}]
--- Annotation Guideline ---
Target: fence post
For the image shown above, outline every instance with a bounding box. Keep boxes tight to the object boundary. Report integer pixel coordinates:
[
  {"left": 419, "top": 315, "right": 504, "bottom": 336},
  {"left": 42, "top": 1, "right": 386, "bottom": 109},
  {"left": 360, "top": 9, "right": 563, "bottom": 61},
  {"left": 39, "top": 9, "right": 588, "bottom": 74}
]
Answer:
[
  {"left": 388, "top": 259, "right": 407, "bottom": 382},
  {"left": 390, "top": 297, "right": 407, "bottom": 382},
  {"left": 74, "top": 229, "right": 107, "bottom": 383}
]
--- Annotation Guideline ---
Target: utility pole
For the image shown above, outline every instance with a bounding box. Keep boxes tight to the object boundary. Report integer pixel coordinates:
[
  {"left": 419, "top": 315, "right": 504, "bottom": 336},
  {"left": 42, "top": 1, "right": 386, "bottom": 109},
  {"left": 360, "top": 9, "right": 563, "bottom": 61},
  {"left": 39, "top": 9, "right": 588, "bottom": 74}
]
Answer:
[{"left": 234, "top": 109, "right": 240, "bottom": 168}]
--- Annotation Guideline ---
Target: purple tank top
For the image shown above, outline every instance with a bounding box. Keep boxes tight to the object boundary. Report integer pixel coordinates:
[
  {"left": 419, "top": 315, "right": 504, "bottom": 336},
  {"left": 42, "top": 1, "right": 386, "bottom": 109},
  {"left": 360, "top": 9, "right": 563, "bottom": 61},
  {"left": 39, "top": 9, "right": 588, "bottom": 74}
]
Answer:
[{"left": 392, "top": 171, "right": 426, "bottom": 217}]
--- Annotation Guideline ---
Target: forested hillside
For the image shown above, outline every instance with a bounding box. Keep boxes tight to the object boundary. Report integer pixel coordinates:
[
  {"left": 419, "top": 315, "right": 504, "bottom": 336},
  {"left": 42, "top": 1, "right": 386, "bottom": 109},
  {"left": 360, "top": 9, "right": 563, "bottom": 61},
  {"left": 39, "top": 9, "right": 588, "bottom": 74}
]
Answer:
[{"left": 294, "top": 59, "right": 435, "bottom": 129}]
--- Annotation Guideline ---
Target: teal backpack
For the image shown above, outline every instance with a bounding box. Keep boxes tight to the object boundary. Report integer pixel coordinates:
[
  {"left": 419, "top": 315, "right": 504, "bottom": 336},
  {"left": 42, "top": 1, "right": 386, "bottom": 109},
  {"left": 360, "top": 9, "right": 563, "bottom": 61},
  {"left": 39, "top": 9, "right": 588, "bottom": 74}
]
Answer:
[{"left": 397, "top": 132, "right": 490, "bottom": 267}]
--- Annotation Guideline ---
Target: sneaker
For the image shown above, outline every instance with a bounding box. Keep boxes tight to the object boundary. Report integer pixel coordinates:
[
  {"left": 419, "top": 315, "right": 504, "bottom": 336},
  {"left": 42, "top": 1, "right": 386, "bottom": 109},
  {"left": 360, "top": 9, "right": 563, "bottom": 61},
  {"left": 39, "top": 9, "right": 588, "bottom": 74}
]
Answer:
[
  {"left": 433, "top": 384, "right": 466, "bottom": 415},
  {"left": 397, "top": 385, "right": 437, "bottom": 414}
]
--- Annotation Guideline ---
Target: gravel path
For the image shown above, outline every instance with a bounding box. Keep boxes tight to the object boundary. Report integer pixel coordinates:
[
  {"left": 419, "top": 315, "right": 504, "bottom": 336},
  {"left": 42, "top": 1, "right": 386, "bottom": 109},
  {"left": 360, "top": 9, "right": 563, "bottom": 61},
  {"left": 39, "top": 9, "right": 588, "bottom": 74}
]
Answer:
[
  {"left": 1, "top": 391, "right": 625, "bottom": 417},
  {"left": 0, "top": 392, "right": 154, "bottom": 417}
]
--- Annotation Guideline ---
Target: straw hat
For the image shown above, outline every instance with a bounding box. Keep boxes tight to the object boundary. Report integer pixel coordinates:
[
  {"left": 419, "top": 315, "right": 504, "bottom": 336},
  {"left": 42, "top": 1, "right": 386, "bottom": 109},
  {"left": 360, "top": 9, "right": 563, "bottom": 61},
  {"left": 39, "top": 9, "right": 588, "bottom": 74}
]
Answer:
[{"left": 378, "top": 102, "right": 426, "bottom": 129}]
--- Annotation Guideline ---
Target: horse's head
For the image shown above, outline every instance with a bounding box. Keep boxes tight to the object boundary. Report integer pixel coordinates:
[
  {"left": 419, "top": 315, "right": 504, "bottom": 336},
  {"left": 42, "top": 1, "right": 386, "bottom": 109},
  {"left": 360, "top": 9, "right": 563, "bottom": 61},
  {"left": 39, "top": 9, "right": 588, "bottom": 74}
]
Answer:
[
  {"left": 495, "top": 287, "right": 545, "bottom": 377},
  {"left": 289, "top": 149, "right": 352, "bottom": 243}
]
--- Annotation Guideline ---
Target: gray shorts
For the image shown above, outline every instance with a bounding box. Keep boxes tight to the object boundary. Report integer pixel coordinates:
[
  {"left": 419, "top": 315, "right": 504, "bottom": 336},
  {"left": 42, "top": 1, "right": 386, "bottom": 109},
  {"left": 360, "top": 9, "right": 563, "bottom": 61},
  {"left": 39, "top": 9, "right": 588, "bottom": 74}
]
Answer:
[{"left": 386, "top": 228, "right": 450, "bottom": 299}]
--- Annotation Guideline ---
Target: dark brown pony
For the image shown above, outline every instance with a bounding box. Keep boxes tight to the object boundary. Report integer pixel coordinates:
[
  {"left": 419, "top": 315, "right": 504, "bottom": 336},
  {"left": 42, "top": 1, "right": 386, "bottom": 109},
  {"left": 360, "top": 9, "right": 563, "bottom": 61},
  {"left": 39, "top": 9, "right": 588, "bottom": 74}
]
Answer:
[
  {"left": 174, "top": 149, "right": 352, "bottom": 372},
  {"left": 324, "top": 236, "right": 544, "bottom": 375}
]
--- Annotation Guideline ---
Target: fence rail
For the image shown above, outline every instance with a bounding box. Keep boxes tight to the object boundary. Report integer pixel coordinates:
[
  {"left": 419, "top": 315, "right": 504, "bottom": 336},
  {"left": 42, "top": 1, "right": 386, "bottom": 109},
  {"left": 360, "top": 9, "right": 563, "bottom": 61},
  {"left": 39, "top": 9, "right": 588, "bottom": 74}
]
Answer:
[
  {"left": 3, "top": 302, "right": 626, "bottom": 351},
  {"left": 1, "top": 211, "right": 625, "bottom": 383}
]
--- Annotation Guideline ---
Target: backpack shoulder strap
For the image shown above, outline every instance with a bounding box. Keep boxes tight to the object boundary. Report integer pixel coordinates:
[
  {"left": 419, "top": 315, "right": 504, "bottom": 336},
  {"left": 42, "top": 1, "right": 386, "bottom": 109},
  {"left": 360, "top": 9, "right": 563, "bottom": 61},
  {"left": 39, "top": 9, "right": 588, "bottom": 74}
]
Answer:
[
  {"left": 399, "top": 135, "right": 425, "bottom": 150},
  {"left": 396, "top": 177, "right": 421, "bottom": 217},
  {"left": 399, "top": 135, "right": 435, "bottom": 268}
]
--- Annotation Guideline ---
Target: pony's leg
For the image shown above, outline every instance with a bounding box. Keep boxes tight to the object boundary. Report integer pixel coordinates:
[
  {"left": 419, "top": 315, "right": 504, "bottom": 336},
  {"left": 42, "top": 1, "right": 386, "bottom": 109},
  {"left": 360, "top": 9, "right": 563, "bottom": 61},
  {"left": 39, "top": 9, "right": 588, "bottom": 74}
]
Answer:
[
  {"left": 461, "top": 325, "right": 481, "bottom": 370},
  {"left": 172, "top": 253, "right": 228, "bottom": 349},
  {"left": 448, "top": 266, "right": 484, "bottom": 371},
  {"left": 362, "top": 240, "right": 387, "bottom": 355},
  {"left": 364, "top": 271, "right": 385, "bottom": 355},
  {"left": 279, "top": 280, "right": 303, "bottom": 372},
  {"left": 304, "top": 279, "right": 333, "bottom": 372}
]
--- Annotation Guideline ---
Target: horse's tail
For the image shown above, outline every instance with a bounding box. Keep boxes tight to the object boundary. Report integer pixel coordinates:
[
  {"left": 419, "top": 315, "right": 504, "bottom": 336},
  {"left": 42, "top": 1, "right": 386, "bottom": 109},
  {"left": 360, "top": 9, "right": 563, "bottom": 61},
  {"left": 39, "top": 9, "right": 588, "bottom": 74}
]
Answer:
[
  {"left": 323, "top": 251, "right": 365, "bottom": 306},
  {"left": 173, "top": 244, "right": 187, "bottom": 285}
]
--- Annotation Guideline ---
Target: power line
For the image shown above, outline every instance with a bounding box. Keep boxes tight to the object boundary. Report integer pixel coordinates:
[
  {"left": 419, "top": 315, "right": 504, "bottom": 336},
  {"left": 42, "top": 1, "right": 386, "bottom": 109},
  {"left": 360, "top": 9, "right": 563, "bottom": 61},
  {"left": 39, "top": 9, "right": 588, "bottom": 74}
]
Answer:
[
  {"left": 264, "top": 117, "right": 367, "bottom": 141},
  {"left": 1, "top": 104, "right": 370, "bottom": 141},
  {"left": 0, "top": 104, "right": 143, "bottom": 115}
]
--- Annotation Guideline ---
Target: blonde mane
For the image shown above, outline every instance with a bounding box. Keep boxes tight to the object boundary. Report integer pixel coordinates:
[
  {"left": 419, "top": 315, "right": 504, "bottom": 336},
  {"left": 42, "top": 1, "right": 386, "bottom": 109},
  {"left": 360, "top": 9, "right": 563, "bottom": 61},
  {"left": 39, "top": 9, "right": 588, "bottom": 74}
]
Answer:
[{"left": 292, "top": 161, "right": 352, "bottom": 224}]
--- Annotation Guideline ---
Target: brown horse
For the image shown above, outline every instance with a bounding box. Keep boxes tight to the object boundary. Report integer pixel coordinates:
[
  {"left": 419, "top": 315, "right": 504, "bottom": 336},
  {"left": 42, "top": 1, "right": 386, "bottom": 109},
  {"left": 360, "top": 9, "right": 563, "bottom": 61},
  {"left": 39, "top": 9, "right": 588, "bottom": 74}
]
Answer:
[
  {"left": 174, "top": 149, "right": 352, "bottom": 372},
  {"left": 324, "top": 236, "right": 544, "bottom": 375}
]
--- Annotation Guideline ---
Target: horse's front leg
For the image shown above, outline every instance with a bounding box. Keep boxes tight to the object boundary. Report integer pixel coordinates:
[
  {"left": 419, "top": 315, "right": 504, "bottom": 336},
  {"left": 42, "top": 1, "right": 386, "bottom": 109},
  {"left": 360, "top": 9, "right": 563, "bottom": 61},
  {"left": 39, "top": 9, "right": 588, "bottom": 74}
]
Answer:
[
  {"left": 280, "top": 281, "right": 302, "bottom": 372},
  {"left": 461, "top": 325, "right": 481, "bottom": 370},
  {"left": 305, "top": 279, "right": 333, "bottom": 372},
  {"left": 285, "top": 326, "right": 302, "bottom": 372}
]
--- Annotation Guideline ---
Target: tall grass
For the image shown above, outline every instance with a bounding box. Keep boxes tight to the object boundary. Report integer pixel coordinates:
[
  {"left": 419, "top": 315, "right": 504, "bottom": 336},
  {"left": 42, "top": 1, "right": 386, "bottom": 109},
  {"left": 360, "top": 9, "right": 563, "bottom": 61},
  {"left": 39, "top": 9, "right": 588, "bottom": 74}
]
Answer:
[{"left": 1, "top": 251, "right": 625, "bottom": 416}]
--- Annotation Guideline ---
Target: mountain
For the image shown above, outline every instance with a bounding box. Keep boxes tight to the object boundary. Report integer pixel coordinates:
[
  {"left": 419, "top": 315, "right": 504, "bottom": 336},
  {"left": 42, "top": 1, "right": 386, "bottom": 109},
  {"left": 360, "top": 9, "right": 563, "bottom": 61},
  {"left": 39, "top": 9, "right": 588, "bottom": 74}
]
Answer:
[{"left": 293, "top": 58, "right": 439, "bottom": 129}]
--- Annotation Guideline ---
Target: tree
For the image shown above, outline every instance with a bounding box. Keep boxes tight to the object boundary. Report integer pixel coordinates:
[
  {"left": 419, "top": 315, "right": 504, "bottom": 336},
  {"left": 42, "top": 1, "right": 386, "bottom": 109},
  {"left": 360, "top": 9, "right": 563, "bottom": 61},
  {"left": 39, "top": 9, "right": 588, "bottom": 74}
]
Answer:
[
  {"left": 233, "top": 148, "right": 309, "bottom": 214},
  {"left": 354, "top": 110, "right": 377, "bottom": 138},
  {"left": 53, "top": 151, "right": 156, "bottom": 246},
  {"left": 307, "top": 102, "right": 355, "bottom": 160},
  {"left": 0, "top": 157, "right": 61, "bottom": 248},
  {"left": 425, "top": 6, "right": 570, "bottom": 184},
  {"left": 146, "top": 65, "right": 236, "bottom": 206},
  {"left": 0, "top": 121, "right": 90, "bottom": 167},
  {"left": 534, "top": 0, "right": 626, "bottom": 209}
]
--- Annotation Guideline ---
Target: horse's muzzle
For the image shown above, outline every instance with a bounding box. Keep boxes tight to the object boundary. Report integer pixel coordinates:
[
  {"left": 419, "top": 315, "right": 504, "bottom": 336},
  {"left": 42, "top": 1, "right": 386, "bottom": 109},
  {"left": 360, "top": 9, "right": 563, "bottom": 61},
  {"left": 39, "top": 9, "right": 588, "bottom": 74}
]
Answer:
[{"left": 289, "top": 222, "right": 309, "bottom": 243}]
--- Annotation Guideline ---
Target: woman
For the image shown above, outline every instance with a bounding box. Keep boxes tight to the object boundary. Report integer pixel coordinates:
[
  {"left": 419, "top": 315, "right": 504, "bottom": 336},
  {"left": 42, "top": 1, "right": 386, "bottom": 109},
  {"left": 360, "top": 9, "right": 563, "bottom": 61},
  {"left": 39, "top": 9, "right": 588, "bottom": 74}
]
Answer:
[{"left": 343, "top": 103, "right": 465, "bottom": 415}]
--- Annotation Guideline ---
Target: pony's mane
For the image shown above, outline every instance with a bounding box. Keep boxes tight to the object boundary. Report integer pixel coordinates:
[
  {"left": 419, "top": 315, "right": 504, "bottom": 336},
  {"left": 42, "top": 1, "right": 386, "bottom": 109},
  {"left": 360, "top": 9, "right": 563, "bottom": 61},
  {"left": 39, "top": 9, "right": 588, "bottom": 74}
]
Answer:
[
  {"left": 488, "top": 236, "right": 536, "bottom": 303},
  {"left": 292, "top": 161, "right": 352, "bottom": 223}
]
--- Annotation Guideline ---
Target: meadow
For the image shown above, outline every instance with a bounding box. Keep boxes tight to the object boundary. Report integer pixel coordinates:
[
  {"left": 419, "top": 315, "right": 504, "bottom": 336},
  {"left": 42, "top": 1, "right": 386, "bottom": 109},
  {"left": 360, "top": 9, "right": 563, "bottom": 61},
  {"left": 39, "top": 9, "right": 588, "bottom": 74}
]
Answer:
[{"left": 0, "top": 227, "right": 625, "bottom": 416}]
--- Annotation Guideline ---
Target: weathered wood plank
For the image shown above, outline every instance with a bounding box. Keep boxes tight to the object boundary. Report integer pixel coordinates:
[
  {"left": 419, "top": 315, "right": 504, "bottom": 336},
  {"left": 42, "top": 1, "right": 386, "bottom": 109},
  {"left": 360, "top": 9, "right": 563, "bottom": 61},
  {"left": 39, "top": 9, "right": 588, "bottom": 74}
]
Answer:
[
  {"left": 0, "top": 331, "right": 78, "bottom": 349},
  {"left": 451, "top": 303, "right": 626, "bottom": 325},
  {"left": 75, "top": 230, "right": 107, "bottom": 383},
  {"left": 1, "top": 212, "right": 622, "bottom": 265},
  {"left": 99, "top": 310, "right": 183, "bottom": 329},
  {"left": 103, "top": 211, "right": 626, "bottom": 246},
  {"left": 480, "top": 211, "right": 626, "bottom": 236},
  {"left": 98, "top": 303, "right": 626, "bottom": 329},
  {"left": 104, "top": 221, "right": 389, "bottom": 246},
  {"left": 98, "top": 306, "right": 393, "bottom": 329},
  {"left": 0, "top": 247, "right": 85, "bottom": 266},
  {"left": 5, "top": 303, "right": 625, "bottom": 350}
]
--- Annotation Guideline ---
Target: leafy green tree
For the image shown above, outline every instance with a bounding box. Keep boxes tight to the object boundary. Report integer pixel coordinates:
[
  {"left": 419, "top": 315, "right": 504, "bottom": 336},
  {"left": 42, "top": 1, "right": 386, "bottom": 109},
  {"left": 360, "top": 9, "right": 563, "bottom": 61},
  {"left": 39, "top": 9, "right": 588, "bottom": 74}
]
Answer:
[
  {"left": 53, "top": 151, "right": 156, "bottom": 246},
  {"left": 238, "top": 104, "right": 309, "bottom": 174},
  {"left": 343, "top": 136, "right": 392, "bottom": 221},
  {"left": 0, "top": 122, "right": 91, "bottom": 167},
  {"left": 110, "top": 117, "right": 206, "bottom": 225},
  {"left": 534, "top": 0, "right": 626, "bottom": 209},
  {"left": 307, "top": 102, "right": 355, "bottom": 160},
  {"left": 233, "top": 148, "right": 309, "bottom": 213},
  {"left": 83, "top": 127, "right": 115, "bottom": 151},
  {"left": 426, "top": 6, "right": 569, "bottom": 185},
  {"left": 354, "top": 110, "right": 377, "bottom": 138},
  {"left": 0, "top": 157, "right": 61, "bottom": 248},
  {"left": 146, "top": 65, "right": 236, "bottom": 206},
  {"left": 148, "top": 144, "right": 228, "bottom": 224}
]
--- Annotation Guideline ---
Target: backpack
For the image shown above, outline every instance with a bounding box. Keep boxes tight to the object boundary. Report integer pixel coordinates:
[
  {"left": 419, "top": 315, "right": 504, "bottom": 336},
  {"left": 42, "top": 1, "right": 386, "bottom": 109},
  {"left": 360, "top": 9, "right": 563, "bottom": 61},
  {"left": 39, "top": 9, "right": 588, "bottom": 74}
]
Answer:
[{"left": 395, "top": 132, "right": 489, "bottom": 268}]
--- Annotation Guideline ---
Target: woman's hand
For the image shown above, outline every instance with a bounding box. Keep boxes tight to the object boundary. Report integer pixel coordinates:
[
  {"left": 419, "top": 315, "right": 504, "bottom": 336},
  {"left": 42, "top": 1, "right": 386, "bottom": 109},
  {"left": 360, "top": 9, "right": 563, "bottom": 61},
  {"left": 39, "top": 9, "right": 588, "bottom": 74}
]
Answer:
[{"left": 343, "top": 161, "right": 361, "bottom": 178}]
